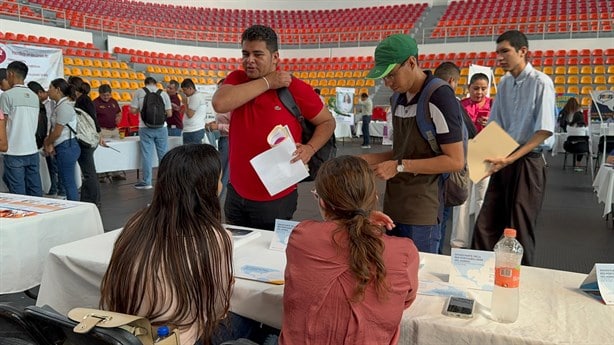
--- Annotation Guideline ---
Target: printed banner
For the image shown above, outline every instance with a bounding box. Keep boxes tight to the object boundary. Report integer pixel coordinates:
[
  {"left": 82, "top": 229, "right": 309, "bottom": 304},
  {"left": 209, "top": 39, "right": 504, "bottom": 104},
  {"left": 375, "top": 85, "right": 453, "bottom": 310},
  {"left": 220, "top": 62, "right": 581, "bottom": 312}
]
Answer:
[
  {"left": 0, "top": 43, "right": 63, "bottom": 89},
  {"left": 335, "top": 87, "right": 355, "bottom": 115},
  {"left": 590, "top": 90, "right": 614, "bottom": 122}
]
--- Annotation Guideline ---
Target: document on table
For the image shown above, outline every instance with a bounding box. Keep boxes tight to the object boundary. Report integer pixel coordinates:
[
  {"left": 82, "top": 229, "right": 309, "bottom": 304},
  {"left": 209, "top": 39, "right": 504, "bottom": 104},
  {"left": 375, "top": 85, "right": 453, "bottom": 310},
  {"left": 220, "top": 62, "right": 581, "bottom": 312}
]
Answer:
[
  {"left": 467, "top": 122, "right": 519, "bottom": 183},
  {"left": 250, "top": 126, "right": 309, "bottom": 196},
  {"left": 269, "top": 219, "right": 299, "bottom": 251},
  {"left": 449, "top": 249, "right": 495, "bottom": 291}
]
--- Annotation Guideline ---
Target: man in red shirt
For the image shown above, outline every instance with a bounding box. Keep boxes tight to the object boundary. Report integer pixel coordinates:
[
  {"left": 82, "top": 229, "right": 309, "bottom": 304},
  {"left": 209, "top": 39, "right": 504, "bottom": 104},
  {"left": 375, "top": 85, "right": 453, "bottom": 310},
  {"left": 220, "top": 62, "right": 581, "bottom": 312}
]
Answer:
[{"left": 212, "top": 25, "right": 335, "bottom": 230}]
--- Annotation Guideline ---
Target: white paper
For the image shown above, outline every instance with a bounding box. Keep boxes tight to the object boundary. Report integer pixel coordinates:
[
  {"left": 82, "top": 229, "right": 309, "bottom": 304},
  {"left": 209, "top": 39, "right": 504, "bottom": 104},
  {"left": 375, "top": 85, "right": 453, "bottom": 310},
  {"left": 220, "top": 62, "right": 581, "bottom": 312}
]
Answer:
[
  {"left": 418, "top": 280, "right": 468, "bottom": 298},
  {"left": 596, "top": 264, "right": 614, "bottom": 305},
  {"left": 269, "top": 219, "right": 299, "bottom": 251},
  {"left": 250, "top": 138, "right": 309, "bottom": 196},
  {"left": 449, "top": 248, "right": 495, "bottom": 291}
]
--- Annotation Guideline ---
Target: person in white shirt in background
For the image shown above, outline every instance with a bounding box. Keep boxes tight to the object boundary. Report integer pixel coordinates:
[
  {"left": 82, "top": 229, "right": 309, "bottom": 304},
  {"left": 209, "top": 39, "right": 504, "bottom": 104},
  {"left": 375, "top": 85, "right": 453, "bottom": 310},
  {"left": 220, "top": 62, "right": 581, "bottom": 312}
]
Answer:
[
  {"left": 181, "top": 78, "right": 208, "bottom": 145},
  {"left": 357, "top": 93, "right": 373, "bottom": 148}
]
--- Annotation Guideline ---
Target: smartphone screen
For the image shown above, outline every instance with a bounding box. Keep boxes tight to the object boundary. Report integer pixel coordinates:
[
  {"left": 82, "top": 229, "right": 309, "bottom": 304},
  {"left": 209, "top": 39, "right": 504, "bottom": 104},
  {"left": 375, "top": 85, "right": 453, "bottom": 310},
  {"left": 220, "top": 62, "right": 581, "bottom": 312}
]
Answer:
[
  {"left": 444, "top": 297, "right": 475, "bottom": 318},
  {"left": 228, "top": 227, "right": 253, "bottom": 238}
]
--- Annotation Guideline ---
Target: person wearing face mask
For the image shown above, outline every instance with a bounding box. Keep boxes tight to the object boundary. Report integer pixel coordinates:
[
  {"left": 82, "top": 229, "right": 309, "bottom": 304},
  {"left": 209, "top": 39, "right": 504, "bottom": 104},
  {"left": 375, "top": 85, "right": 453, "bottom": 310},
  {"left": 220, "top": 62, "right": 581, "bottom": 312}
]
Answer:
[
  {"left": 212, "top": 25, "right": 335, "bottom": 231},
  {"left": 471, "top": 30, "right": 555, "bottom": 266}
]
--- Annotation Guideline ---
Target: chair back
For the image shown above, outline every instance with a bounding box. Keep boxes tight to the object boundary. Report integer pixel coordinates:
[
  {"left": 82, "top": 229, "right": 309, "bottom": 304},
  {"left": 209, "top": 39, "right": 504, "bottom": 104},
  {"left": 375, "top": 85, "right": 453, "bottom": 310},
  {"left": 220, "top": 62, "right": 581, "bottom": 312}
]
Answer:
[{"left": 23, "top": 306, "right": 143, "bottom": 345}]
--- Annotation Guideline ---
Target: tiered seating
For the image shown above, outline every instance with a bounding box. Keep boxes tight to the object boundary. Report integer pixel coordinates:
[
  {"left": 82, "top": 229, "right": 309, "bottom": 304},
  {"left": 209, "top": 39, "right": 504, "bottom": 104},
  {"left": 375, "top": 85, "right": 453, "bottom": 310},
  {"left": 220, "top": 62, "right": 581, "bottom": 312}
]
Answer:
[
  {"left": 27, "top": 0, "right": 427, "bottom": 44},
  {"left": 0, "top": 0, "right": 43, "bottom": 21},
  {"left": 434, "top": 0, "right": 612, "bottom": 38},
  {"left": 0, "top": 31, "right": 112, "bottom": 59}
]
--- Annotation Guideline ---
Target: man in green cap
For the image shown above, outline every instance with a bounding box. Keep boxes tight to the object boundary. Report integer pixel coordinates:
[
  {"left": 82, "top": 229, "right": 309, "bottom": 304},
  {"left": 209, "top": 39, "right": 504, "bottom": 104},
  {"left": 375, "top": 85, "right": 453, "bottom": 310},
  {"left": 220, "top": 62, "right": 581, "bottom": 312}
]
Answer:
[{"left": 360, "top": 34, "right": 465, "bottom": 253}]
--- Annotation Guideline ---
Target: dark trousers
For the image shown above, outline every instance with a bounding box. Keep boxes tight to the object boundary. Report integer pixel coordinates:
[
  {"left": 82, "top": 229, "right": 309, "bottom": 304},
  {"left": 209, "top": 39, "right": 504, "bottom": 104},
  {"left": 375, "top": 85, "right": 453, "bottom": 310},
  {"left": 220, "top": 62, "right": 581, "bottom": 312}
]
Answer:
[
  {"left": 224, "top": 184, "right": 297, "bottom": 231},
  {"left": 361, "top": 115, "right": 371, "bottom": 145},
  {"left": 472, "top": 152, "right": 546, "bottom": 266},
  {"left": 77, "top": 145, "right": 100, "bottom": 206}
]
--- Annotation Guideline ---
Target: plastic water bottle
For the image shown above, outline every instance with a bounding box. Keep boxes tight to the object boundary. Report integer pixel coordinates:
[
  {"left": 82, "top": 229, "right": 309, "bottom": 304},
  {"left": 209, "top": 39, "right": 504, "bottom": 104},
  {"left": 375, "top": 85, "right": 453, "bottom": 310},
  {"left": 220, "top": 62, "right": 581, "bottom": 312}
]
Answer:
[
  {"left": 155, "top": 325, "right": 170, "bottom": 343},
  {"left": 491, "top": 228, "right": 523, "bottom": 323}
]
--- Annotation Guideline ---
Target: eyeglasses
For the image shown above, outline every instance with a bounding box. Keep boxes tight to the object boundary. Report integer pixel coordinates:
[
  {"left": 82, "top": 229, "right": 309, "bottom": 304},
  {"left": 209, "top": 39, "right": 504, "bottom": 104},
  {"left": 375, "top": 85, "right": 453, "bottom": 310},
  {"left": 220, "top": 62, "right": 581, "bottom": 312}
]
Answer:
[
  {"left": 311, "top": 189, "right": 320, "bottom": 201},
  {"left": 383, "top": 60, "right": 408, "bottom": 82}
]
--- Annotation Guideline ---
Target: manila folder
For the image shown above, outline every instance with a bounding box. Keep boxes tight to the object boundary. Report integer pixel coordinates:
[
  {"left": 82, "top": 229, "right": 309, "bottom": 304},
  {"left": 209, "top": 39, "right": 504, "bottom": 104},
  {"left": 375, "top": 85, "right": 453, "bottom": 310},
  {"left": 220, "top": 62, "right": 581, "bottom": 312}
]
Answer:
[{"left": 467, "top": 122, "right": 519, "bottom": 183}]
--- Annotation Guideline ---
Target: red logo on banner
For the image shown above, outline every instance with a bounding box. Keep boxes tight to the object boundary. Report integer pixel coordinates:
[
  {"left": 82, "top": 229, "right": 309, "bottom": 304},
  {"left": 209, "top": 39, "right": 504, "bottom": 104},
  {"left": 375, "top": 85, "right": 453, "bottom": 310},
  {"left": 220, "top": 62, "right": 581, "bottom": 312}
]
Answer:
[{"left": 0, "top": 47, "right": 6, "bottom": 64}]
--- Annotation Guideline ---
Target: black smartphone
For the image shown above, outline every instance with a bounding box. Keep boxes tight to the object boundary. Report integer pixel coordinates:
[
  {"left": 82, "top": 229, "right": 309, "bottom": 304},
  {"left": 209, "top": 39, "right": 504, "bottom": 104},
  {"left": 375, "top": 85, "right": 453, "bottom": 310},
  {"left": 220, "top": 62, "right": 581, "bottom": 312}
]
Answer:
[
  {"left": 228, "top": 227, "right": 254, "bottom": 238},
  {"left": 443, "top": 296, "right": 476, "bottom": 318}
]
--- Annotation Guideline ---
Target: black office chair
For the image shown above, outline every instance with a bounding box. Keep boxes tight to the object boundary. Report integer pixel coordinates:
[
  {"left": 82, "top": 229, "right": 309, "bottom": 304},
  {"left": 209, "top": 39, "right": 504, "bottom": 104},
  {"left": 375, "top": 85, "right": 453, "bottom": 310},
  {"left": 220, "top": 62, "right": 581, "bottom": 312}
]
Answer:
[
  {"left": 22, "top": 306, "right": 143, "bottom": 345},
  {"left": 0, "top": 303, "right": 46, "bottom": 345},
  {"left": 563, "top": 135, "right": 590, "bottom": 172}
]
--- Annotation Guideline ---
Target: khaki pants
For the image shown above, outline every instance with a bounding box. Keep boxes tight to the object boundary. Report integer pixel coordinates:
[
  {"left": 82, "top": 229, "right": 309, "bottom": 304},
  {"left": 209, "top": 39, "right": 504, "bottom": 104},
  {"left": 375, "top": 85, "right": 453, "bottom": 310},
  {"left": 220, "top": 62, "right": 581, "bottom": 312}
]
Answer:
[{"left": 101, "top": 128, "right": 120, "bottom": 140}]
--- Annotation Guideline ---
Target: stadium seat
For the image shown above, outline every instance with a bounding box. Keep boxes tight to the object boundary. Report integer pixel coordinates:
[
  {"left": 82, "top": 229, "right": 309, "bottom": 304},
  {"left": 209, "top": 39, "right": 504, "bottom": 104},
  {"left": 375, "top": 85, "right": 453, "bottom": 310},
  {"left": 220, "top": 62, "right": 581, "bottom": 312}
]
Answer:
[
  {"left": 594, "top": 76, "right": 606, "bottom": 84},
  {"left": 567, "top": 66, "right": 579, "bottom": 74},
  {"left": 554, "top": 66, "right": 565, "bottom": 75},
  {"left": 580, "top": 86, "right": 593, "bottom": 95},
  {"left": 580, "top": 66, "right": 592, "bottom": 74},
  {"left": 580, "top": 76, "right": 592, "bottom": 84},
  {"left": 542, "top": 66, "right": 554, "bottom": 75},
  {"left": 553, "top": 76, "right": 565, "bottom": 85},
  {"left": 567, "top": 86, "right": 579, "bottom": 94},
  {"left": 554, "top": 86, "right": 565, "bottom": 94},
  {"left": 567, "top": 76, "right": 579, "bottom": 84}
]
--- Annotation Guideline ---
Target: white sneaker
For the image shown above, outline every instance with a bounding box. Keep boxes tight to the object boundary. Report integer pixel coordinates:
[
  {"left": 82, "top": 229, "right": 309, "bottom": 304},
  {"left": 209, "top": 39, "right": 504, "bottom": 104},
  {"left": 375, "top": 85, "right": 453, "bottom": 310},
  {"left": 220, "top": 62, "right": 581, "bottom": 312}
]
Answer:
[
  {"left": 134, "top": 182, "right": 153, "bottom": 190},
  {"left": 361, "top": 145, "right": 371, "bottom": 149}
]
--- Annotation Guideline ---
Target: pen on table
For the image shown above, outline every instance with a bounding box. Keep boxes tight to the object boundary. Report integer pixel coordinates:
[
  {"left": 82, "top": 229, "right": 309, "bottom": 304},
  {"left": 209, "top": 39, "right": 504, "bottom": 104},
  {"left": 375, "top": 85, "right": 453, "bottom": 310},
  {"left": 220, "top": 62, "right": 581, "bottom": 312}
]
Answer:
[{"left": 106, "top": 146, "right": 121, "bottom": 153}]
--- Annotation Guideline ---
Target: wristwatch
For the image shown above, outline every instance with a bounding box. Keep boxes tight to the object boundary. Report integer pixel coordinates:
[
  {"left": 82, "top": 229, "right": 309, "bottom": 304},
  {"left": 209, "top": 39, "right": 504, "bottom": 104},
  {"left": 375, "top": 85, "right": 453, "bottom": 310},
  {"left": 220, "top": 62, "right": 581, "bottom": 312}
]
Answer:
[{"left": 396, "top": 159, "right": 404, "bottom": 173}]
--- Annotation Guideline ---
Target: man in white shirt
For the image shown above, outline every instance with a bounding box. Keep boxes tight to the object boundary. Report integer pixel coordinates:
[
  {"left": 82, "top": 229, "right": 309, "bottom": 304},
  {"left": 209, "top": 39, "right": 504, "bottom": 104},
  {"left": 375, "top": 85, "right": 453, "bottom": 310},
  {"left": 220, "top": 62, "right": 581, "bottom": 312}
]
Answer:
[
  {"left": 180, "top": 78, "right": 207, "bottom": 145},
  {"left": 0, "top": 61, "right": 42, "bottom": 196},
  {"left": 357, "top": 93, "right": 374, "bottom": 148},
  {"left": 130, "top": 77, "right": 172, "bottom": 189}
]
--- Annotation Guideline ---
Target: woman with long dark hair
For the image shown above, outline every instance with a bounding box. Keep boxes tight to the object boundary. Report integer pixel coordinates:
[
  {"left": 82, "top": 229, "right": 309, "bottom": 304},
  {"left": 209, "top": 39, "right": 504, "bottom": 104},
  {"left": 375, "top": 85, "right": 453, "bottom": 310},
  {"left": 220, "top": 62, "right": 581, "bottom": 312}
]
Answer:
[
  {"left": 100, "top": 144, "right": 234, "bottom": 345},
  {"left": 44, "top": 78, "right": 81, "bottom": 200},
  {"left": 279, "top": 155, "right": 419, "bottom": 344}
]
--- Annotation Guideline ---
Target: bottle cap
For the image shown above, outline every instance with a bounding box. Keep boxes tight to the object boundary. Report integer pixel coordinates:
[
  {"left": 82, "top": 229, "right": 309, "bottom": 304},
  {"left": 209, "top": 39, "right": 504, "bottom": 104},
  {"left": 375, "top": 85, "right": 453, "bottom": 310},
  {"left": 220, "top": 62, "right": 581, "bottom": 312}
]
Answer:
[
  {"left": 157, "top": 325, "right": 170, "bottom": 337},
  {"left": 503, "top": 228, "right": 516, "bottom": 237}
]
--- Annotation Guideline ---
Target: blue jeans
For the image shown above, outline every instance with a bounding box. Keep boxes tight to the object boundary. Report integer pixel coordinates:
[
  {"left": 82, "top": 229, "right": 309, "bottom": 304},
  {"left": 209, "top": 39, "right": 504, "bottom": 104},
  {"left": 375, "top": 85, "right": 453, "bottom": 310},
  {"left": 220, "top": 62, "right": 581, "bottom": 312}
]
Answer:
[
  {"left": 183, "top": 128, "right": 205, "bottom": 145},
  {"left": 45, "top": 155, "right": 65, "bottom": 195},
  {"left": 167, "top": 126, "right": 182, "bottom": 137},
  {"left": 55, "top": 138, "right": 81, "bottom": 201},
  {"left": 139, "top": 127, "right": 168, "bottom": 185},
  {"left": 2, "top": 153, "right": 43, "bottom": 196},
  {"left": 387, "top": 223, "right": 441, "bottom": 253},
  {"left": 439, "top": 206, "right": 452, "bottom": 254},
  {"left": 218, "top": 136, "right": 230, "bottom": 195},
  {"left": 361, "top": 115, "right": 371, "bottom": 145}
]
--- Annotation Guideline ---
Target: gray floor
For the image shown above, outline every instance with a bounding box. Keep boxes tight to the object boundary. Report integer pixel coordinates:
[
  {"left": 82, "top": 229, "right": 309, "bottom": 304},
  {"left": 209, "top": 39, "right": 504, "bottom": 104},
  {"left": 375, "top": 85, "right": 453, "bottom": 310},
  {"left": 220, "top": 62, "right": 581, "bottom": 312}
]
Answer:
[{"left": 1, "top": 138, "right": 613, "bottom": 309}]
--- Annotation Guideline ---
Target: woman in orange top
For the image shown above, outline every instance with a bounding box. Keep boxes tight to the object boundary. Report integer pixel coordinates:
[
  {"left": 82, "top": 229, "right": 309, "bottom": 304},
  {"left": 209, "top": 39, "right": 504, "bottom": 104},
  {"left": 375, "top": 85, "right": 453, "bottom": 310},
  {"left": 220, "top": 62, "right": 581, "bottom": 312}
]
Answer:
[{"left": 280, "top": 156, "right": 419, "bottom": 345}]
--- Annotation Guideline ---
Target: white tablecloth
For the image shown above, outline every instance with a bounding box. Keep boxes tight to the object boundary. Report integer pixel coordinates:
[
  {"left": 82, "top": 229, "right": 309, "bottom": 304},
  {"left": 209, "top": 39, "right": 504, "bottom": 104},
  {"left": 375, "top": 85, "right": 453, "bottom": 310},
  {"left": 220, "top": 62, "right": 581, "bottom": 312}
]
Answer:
[
  {"left": 94, "top": 136, "right": 183, "bottom": 173},
  {"left": 0, "top": 193, "right": 104, "bottom": 294},
  {"left": 592, "top": 164, "right": 614, "bottom": 217},
  {"left": 334, "top": 122, "right": 352, "bottom": 139},
  {"left": 36, "top": 229, "right": 614, "bottom": 344},
  {"left": 356, "top": 121, "right": 386, "bottom": 137}
]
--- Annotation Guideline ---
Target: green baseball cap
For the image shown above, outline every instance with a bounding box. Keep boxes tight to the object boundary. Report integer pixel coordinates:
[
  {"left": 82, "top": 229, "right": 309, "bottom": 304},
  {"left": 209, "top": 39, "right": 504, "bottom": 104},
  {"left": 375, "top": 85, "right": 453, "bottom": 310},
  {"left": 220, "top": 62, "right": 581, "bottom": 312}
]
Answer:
[{"left": 366, "top": 34, "right": 419, "bottom": 79}]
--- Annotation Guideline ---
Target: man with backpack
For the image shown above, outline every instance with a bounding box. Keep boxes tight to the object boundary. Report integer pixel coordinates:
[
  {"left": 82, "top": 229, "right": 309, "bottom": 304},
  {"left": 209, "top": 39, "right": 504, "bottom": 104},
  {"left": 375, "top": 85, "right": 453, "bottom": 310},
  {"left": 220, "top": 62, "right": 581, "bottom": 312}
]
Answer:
[
  {"left": 212, "top": 25, "right": 335, "bottom": 231},
  {"left": 0, "top": 61, "right": 43, "bottom": 196},
  {"left": 130, "top": 77, "right": 172, "bottom": 190},
  {"left": 360, "top": 34, "right": 465, "bottom": 253}
]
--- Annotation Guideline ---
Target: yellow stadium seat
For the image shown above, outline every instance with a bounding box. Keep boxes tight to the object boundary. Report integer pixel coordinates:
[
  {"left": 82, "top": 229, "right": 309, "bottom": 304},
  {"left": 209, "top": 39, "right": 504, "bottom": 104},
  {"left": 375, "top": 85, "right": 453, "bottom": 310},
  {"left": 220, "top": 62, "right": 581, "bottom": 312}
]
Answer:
[
  {"left": 594, "top": 76, "right": 606, "bottom": 84},
  {"left": 593, "top": 66, "right": 605, "bottom": 74},
  {"left": 190, "top": 70, "right": 198, "bottom": 77},
  {"left": 299, "top": 71, "right": 308, "bottom": 79},
  {"left": 607, "top": 66, "right": 614, "bottom": 74},
  {"left": 111, "top": 61, "right": 120, "bottom": 69},
  {"left": 353, "top": 71, "right": 362, "bottom": 78},
  {"left": 128, "top": 72, "right": 138, "bottom": 79},
  {"left": 553, "top": 76, "right": 565, "bottom": 85},
  {"left": 198, "top": 77, "right": 206, "bottom": 84},
  {"left": 490, "top": 86, "right": 497, "bottom": 95},
  {"left": 83, "top": 59, "right": 93, "bottom": 67},
  {"left": 111, "top": 80, "right": 121, "bottom": 89},
  {"left": 73, "top": 58, "right": 84, "bottom": 66},
  {"left": 92, "top": 60, "right": 102, "bottom": 68},
  {"left": 206, "top": 78, "right": 215, "bottom": 85},
  {"left": 82, "top": 68, "right": 92, "bottom": 77},
  {"left": 119, "top": 62, "right": 129, "bottom": 70},
  {"left": 328, "top": 79, "right": 337, "bottom": 87},
  {"left": 121, "top": 92, "right": 132, "bottom": 102},
  {"left": 580, "top": 86, "right": 593, "bottom": 94},
  {"left": 325, "top": 71, "right": 335, "bottom": 79},
  {"left": 101, "top": 70, "right": 112, "bottom": 78},
  {"left": 136, "top": 73, "right": 146, "bottom": 79},
  {"left": 321, "top": 87, "right": 330, "bottom": 96},
  {"left": 554, "top": 86, "right": 565, "bottom": 94},
  {"left": 63, "top": 67, "right": 71, "bottom": 76},
  {"left": 595, "top": 85, "right": 607, "bottom": 91},
  {"left": 163, "top": 75, "right": 171, "bottom": 82},
  {"left": 566, "top": 86, "right": 579, "bottom": 94},
  {"left": 460, "top": 68, "right": 469, "bottom": 76},
  {"left": 129, "top": 81, "right": 139, "bottom": 89},
  {"left": 359, "top": 88, "right": 369, "bottom": 95},
  {"left": 356, "top": 79, "right": 365, "bottom": 87},
  {"left": 494, "top": 76, "right": 501, "bottom": 84},
  {"left": 309, "top": 71, "right": 317, "bottom": 79},
  {"left": 102, "top": 61, "right": 111, "bottom": 69},
  {"left": 198, "top": 70, "right": 206, "bottom": 77},
  {"left": 567, "top": 76, "right": 579, "bottom": 84},
  {"left": 89, "top": 91, "right": 98, "bottom": 100},
  {"left": 346, "top": 79, "right": 356, "bottom": 87},
  {"left": 554, "top": 66, "right": 565, "bottom": 75},
  {"left": 111, "top": 71, "right": 121, "bottom": 79},
  {"left": 92, "top": 69, "right": 102, "bottom": 77},
  {"left": 608, "top": 76, "right": 614, "bottom": 84},
  {"left": 318, "top": 79, "right": 327, "bottom": 87},
  {"left": 455, "top": 86, "right": 465, "bottom": 95},
  {"left": 337, "top": 79, "right": 346, "bottom": 87},
  {"left": 217, "top": 71, "right": 227, "bottom": 78},
  {"left": 100, "top": 80, "right": 111, "bottom": 87},
  {"left": 458, "top": 77, "right": 467, "bottom": 86},
  {"left": 343, "top": 71, "right": 352, "bottom": 78},
  {"left": 146, "top": 66, "right": 156, "bottom": 73},
  {"left": 64, "top": 57, "right": 74, "bottom": 65},
  {"left": 580, "top": 76, "right": 592, "bottom": 84},
  {"left": 580, "top": 66, "right": 592, "bottom": 74},
  {"left": 120, "top": 81, "right": 130, "bottom": 89},
  {"left": 120, "top": 71, "right": 129, "bottom": 79},
  {"left": 580, "top": 97, "right": 591, "bottom": 106},
  {"left": 112, "top": 91, "right": 120, "bottom": 100},
  {"left": 71, "top": 67, "right": 82, "bottom": 76},
  {"left": 494, "top": 67, "right": 505, "bottom": 76},
  {"left": 90, "top": 79, "right": 101, "bottom": 88},
  {"left": 567, "top": 66, "right": 579, "bottom": 74},
  {"left": 365, "top": 79, "right": 375, "bottom": 87}
]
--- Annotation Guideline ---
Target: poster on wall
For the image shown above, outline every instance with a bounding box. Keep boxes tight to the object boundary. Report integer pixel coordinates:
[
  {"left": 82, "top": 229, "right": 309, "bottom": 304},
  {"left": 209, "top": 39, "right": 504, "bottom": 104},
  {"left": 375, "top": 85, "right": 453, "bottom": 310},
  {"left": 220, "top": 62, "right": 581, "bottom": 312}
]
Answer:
[
  {"left": 335, "top": 87, "right": 355, "bottom": 115},
  {"left": 0, "top": 43, "right": 63, "bottom": 90},
  {"left": 590, "top": 90, "right": 614, "bottom": 122},
  {"left": 195, "top": 84, "right": 218, "bottom": 124}
]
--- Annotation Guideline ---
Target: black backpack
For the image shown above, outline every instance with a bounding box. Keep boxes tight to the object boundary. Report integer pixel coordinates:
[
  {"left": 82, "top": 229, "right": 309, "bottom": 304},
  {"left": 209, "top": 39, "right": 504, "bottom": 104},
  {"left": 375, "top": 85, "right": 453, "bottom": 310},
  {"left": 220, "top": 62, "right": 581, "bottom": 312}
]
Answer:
[
  {"left": 35, "top": 102, "right": 48, "bottom": 149},
  {"left": 277, "top": 87, "right": 336, "bottom": 182},
  {"left": 140, "top": 88, "right": 166, "bottom": 128}
]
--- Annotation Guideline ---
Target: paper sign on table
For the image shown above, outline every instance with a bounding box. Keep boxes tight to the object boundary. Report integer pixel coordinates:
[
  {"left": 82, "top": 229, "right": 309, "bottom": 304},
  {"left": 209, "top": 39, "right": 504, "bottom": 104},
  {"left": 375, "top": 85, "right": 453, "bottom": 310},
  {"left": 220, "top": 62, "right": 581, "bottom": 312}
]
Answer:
[
  {"left": 580, "top": 263, "right": 614, "bottom": 305},
  {"left": 467, "top": 122, "right": 519, "bottom": 183},
  {"left": 418, "top": 280, "right": 468, "bottom": 298},
  {"left": 250, "top": 125, "right": 309, "bottom": 196},
  {"left": 449, "top": 248, "right": 495, "bottom": 291},
  {"left": 269, "top": 219, "right": 299, "bottom": 251}
]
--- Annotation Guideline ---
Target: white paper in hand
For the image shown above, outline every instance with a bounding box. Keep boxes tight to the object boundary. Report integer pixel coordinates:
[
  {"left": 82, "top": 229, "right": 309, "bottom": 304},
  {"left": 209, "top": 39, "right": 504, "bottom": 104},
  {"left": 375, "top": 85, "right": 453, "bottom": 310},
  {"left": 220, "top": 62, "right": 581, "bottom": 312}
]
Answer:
[{"left": 250, "top": 137, "right": 309, "bottom": 196}]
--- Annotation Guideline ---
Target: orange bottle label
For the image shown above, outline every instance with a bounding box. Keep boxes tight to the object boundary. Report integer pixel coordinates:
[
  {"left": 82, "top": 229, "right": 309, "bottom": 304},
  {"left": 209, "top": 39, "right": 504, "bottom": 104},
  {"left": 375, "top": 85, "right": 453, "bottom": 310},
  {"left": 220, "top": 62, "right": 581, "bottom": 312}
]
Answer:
[{"left": 494, "top": 267, "right": 520, "bottom": 288}]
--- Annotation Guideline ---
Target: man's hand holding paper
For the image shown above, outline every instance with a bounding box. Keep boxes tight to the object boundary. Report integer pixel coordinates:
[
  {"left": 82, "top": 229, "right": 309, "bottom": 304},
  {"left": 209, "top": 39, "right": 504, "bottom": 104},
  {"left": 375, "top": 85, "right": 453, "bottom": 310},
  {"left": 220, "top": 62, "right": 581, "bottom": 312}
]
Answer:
[{"left": 467, "top": 122, "right": 519, "bottom": 183}]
